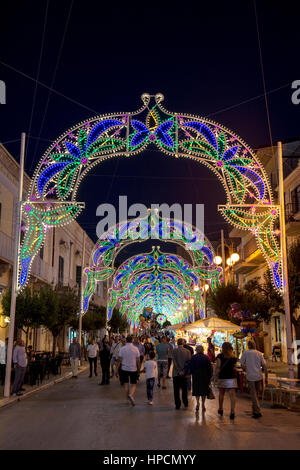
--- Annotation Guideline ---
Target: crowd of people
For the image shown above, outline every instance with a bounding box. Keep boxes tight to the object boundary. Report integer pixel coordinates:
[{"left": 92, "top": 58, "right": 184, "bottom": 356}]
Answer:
[{"left": 70, "top": 332, "right": 268, "bottom": 420}]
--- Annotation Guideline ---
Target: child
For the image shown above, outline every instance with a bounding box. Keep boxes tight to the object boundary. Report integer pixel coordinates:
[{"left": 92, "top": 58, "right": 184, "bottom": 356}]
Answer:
[{"left": 144, "top": 351, "right": 157, "bottom": 405}]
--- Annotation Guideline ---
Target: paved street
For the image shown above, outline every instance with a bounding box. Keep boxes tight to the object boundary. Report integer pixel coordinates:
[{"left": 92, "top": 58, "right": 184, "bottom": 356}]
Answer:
[{"left": 0, "top": 369, "right": 300, "bottom": 450}]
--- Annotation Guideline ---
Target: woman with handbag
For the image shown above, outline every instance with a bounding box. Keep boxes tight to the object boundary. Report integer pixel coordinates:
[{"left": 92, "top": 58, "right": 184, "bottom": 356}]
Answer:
[
  {"left": 214, "top": 342, "right": 237, "bottom": 420},
  {"left": 189, "top": 345, "right": 213, "bottom": 414}
]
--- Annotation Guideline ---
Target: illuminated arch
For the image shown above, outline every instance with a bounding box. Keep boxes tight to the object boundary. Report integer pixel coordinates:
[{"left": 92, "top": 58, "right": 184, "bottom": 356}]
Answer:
[
  {"left": 106, "top": 247, "right": 209, "bottom": 326},
  {"left": 18, "top": 94, "right": 282, "bottom": 292},
  {"left": 82, "top": 211, "right": 221, "bottom": 314}
]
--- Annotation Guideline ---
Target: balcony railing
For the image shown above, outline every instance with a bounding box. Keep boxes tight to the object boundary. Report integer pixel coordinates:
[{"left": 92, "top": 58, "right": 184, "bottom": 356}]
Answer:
[
  {"left": 0, "top": 230, "right": 14, "bottom": 262},
  {"left": 285, "top": 202, "right": 300, "bottom": 223}
]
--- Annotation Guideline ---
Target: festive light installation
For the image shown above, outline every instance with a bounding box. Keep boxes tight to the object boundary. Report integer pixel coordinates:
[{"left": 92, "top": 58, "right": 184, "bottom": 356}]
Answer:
[
  {"left": 105, "top": 247, "right": 210, "bottom": 326},
  {"left": 82, "top": 211, "right": 221, "bottom": 316},
  {"left": 18, "top": 94, "right": 281, "bottom": 292}
]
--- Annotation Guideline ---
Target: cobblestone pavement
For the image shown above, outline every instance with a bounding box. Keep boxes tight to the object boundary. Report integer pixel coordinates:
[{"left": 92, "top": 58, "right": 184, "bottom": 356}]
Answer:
[{"left": 0, "top": 369, "right": 300, "bottom": 450}]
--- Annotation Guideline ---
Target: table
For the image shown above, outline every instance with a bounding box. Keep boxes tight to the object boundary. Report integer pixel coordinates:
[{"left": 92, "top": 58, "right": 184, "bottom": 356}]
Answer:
[{"left": 277, "top": 378, "right": 300, "bottom": 409}]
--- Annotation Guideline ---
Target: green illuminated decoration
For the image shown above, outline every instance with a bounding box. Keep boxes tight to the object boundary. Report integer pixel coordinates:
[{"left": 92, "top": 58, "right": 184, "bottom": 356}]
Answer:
[{"left": 18, "top": 94, "right": 281, "bottom": 293}]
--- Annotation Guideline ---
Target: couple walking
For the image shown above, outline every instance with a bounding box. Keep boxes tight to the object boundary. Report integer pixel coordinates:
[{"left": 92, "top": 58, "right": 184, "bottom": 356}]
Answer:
[{"left": 172, "top": 339, "right": 212, "bottom": 411}]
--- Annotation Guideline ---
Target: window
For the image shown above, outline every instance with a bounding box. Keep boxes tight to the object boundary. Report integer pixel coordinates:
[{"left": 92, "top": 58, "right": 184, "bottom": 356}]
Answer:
[
  {"left": 274, "top": 316, "right": 281, "bottom": 342},
  {"left": 291, "top": 185, "right": 300, "bottom": 213},
  {"left": 76, "top": 265, "right": 82, "bottom": 288},
  {"left": 58, "top": 256, "right": 64, "bottom": 286},
  {"left": 39, "top": 245, "right": 44, "bottom": 260}
]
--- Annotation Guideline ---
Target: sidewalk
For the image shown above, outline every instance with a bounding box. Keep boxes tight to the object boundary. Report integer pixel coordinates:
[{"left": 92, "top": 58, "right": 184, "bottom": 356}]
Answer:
[{"left": 0, "top": 361, "right": 89, "bottom": 409}]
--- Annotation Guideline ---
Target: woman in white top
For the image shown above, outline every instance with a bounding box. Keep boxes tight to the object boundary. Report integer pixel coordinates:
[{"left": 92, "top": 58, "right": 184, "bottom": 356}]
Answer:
[{"left": 144, "top": 351, "right": 158, "bottom": 405}]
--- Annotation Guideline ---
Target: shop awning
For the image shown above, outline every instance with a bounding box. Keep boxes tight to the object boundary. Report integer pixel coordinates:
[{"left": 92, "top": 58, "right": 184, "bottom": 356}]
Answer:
[
  {"left": 169, "top": 322, "right": 187, "bottom": 330},
  {"left": 185, "top": 317, "right": 240, "bottom": 332}
]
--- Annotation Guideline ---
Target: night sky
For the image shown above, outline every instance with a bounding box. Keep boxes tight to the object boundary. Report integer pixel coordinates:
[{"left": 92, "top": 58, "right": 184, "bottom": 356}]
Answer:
[{"left": 0, "top": 1, "right": 300, "bottom": 251}]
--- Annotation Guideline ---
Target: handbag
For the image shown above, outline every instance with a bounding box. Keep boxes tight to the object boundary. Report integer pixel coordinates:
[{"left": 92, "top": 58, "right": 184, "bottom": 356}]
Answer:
[{"left": 207, "top": 385, "right": 215, "bottom": 400}]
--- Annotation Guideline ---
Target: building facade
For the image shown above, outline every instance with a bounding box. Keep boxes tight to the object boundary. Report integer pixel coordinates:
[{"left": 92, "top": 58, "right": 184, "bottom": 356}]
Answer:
[
  {"left": 0, "top": 143, "right": 107, "bottom": 351},
  {"left": 229, "top": 140, "right": 300, "bottom": 362}
]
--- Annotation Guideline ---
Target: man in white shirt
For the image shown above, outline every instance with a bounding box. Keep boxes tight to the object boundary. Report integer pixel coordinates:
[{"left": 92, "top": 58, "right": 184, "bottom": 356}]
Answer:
[
  {"left": 115, "top": 336, "right": 140, "bottom": 406},
  {"left": 241, "top": 340, "right": 268, "bottom": 418},
  {"left": 87, "top": 338, "right": 99, "bottom": 377}
]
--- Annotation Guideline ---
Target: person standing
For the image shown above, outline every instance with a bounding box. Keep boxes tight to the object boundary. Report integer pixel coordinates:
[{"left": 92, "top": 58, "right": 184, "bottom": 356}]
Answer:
[
  {"left": 172, "top": 338, "right": 191, "bottom": 409},
  {"left": 87, "top": 338, "right": 99, "bottom": 377},
  {"left": 0, "top": 338, "right": 8, "bottom": 386},
  {"left": 69, "top": 337, "right": 81, "bottom": 378},
  {"left": 156, "top": 336, "right": 169, "bottom": 389},
  {"left": 115, "top": 336, "right": 140, "bottom": 406},
  {"left": 214, "top": 342, "right": 237, "bottom": 420},
  {"left": 144, "top": 351, "right": 157, "bottom": 405},
  {"left": 11, "top": 339, "right": 28, "bottom": 396},
  {"left": 99, "top": 336, "right": 111, "bottom": 385},
  {"left": 167, "top": 337, "right": 174, "bottom": 379},
  {"left": 241, "top": 340, "right": 268, "bottom": 419},
  {"left": 207, "top": 337, "right": 216, "bottom": 363},
  {"left": 189, "top": 345, "right": 213, "bottom": 413}
]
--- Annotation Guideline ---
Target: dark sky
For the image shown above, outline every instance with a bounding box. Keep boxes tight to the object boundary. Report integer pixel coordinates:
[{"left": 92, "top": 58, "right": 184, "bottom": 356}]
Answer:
[{"left": 0, "top": 0, "right": 300, "bottom": 247}]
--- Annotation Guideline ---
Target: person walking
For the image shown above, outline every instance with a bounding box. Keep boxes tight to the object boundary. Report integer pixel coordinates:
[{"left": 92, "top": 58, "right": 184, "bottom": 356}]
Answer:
[
  {"left": 144, "top": 351, "right": 157, "bottom": 405},
  {"left": 117, "top": 337, "right": 126, "bottom": 386},
  {"left": 133, "top": 337, "right": 145, "bottom": 377},
  {"left": 167, "top": 337, "right": 173, "bottom": 379},
  {"left": 99, "top": 336, "right": 111, "bottom": 385},
  {"left": 144, "top": 337, "right": 154, "bottom": 361},
  {"left": 214, "top": 342, "right": 237, "bottom": 420},
  {"left": 115, "top": 336, "right": 140, "bottom": 406},
  {"left": 156, "top": 336, "right": 169, "bottom": 389},
  {"left": 138, "top": 337, "right": 145, "bottom": 372},
  {"left": 241, "top": 340, "right": 268, "bottom": 419},
  {"left": 110, "top": 335, "right": 122, "bottom": 377},
  {"left": 183, "top": 339, "right": 193, "bottom": 391},
  {"left": 172, "top": 338, "right": 191, "bottom": 409},
  {"left": 69, "top": 337, "right": 81, "bottom": 378},
  {"left": 11, "top": 339, "right": 28, "bottom": 396},
  {"left": 189, "top": 345, "right": 213, "bottom": 413},
  {"left": 207, "top": 337, "right": 216, "bottom": 363},
  {"left": 87, "top": 338, "right": 99, "bottom": 377}
]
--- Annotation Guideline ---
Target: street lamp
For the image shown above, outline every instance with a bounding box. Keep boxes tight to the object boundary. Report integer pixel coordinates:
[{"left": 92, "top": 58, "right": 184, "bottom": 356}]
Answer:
[
  {"left": 214, "top": 255, "right": 222, "bottom": 266},
  {"left": 227, "top": 253, "right": 240, "bottom": 281}
]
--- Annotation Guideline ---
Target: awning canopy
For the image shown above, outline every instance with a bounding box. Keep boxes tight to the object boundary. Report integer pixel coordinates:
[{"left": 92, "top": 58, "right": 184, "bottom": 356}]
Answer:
[
  {"left": 185, "top": 317, "right": 240, "bottom": 333},
  {"left": 169, "top": 322, "right": 187, "bottom": 330}
]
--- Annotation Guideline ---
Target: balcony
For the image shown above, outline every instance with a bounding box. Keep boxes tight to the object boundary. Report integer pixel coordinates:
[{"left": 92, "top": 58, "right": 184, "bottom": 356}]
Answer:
[
  {"left": 285, "top": 203, "right": 300, "bottom": 236},
  {"left": 31, "top": 256, "right": 54, "bottom": 284},
  {"left": 0, "top": 230, "right": 14, "bottom": 263}
]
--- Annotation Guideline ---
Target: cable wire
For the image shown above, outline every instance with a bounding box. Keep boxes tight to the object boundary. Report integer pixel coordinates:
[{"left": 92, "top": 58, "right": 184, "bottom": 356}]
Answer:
[
  {"left": 26, "top": 0, "right": 49, "bottom": 168},
  {"left": 30, "top": 0, "right": 74, "bottom": 172},
  {"left": 253, "top": 0, "right": 274, "bottom": 155}
]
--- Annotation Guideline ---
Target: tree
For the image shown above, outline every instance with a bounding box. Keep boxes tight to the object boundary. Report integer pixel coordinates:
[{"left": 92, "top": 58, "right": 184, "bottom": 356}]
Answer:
[
  {"left": 207, "top": 282, "right": 243, "bottom": 323},
  {"left": 108, "top": 308, "right": 128, "bottom": 333},
  {"left": 208, "top": 277, "right": 276, "bottom": 324},
  {"left": 40, "top": 286, "right": 78, "bottom": 355},
  {"left": 81, "top": 306, "right": 107, "bottom": 332},
  {"left": 2, "top": 287, "right": 43, "bottom": 346}
]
